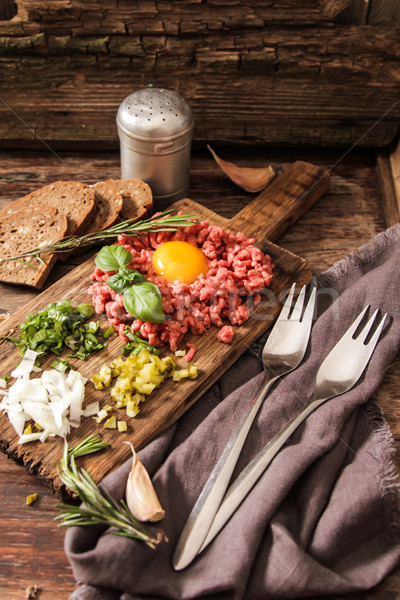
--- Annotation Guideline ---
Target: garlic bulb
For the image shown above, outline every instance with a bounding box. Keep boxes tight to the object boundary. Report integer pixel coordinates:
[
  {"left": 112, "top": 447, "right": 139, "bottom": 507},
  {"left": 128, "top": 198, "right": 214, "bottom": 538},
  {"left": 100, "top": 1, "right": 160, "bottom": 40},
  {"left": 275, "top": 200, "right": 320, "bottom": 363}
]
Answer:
[
  {"left": 208, "top": 144, "right": 275, "bottom": 192},
  {"left": 125, "top": 443, "right": 165, "bottom": 522}
]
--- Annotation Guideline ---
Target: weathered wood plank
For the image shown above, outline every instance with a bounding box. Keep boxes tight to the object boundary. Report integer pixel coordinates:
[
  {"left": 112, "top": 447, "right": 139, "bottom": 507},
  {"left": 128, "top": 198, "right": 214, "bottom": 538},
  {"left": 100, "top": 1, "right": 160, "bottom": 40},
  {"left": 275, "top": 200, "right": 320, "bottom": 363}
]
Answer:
[
  {"left": 339, "top": 0, "right": 400, "bottom": 25},
  {"left": 0, "top": 2, "right": 399, "bottom": 148},
  {"left": 3, "top": 0, "right": 347, "bottom": 36},
  {"left": 389, "top": 136, "right": 400, "bottom": 215},
  {"left": 0, "top": 163, "right": 331, "bottom": 497},
  {"left": 375, "top": 136, "right": 400, "bottom": 228},
  {"left": 0, "top": 146, "right": 399, "bottom": 600},
  {"left": 377, "top": 148, "right": 400, "bottom": 227}
]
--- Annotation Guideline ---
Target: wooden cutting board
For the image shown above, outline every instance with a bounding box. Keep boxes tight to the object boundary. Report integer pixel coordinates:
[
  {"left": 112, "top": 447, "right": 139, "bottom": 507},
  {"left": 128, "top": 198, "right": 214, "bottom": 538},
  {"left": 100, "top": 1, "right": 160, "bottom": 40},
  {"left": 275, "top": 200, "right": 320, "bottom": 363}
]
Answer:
[{"left": 0, "top": 161, "right": 329, "bottom": 497}]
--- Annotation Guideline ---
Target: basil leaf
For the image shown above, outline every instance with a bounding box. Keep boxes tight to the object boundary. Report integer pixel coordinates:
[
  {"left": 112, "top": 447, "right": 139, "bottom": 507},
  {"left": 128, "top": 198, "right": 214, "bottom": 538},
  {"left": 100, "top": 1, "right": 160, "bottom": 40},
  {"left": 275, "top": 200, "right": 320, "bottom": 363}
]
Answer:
[
  {"left": 107, "top": 273, "right": 132, "bottom": 294},
  {"left": 120, "top": 267, "right": 146, "bottom": 284},
  {"left": 107, "top": 267, "right": 146, "bottom": 293},
  {"left": 95, "top": 245, "right": 133, "bottom": 272},
  {"left": 123, "top": 282, "right": 165, "bottom": 324},
  {"left": 76, "top": 303, "right": 95, "bottom": 319}
]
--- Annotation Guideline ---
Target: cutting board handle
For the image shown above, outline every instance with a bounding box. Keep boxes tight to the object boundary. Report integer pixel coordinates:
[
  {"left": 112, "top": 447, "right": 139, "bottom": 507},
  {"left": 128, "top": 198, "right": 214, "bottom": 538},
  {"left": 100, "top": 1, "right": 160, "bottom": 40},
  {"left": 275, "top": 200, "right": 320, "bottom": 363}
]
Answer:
[{"left": 228, "top": 160, "right": 330, "bottom": 243}]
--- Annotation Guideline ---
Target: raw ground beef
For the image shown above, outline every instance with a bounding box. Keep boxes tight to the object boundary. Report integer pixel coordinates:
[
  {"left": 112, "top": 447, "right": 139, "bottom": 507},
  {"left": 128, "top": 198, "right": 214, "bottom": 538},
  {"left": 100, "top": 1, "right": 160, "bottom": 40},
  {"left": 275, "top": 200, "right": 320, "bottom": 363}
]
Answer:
[
  {"left": 88, "top": 218, "right": 273, "bottom": 354},
  {"left": 217, "top": 325, "right": 235, "bottom": 344}
]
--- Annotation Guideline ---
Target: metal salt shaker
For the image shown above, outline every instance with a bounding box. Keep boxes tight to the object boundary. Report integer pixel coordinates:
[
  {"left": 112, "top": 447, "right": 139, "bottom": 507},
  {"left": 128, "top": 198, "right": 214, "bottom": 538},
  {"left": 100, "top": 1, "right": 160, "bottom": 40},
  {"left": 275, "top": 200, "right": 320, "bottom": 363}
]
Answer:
[{"left": 116, "top": 87, "right": 194, "bottom": 205}]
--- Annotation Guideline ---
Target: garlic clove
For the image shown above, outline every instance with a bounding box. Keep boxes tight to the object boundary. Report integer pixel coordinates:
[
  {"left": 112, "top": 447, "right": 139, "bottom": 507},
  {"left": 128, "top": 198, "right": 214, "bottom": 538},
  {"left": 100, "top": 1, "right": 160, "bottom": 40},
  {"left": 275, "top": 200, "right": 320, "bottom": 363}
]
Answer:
[
  {"left": 207, "top": 145, "right": 275, "bottom": 192},
  {"left": 125, "top": 442, "right": 165, "bottom": 522}
]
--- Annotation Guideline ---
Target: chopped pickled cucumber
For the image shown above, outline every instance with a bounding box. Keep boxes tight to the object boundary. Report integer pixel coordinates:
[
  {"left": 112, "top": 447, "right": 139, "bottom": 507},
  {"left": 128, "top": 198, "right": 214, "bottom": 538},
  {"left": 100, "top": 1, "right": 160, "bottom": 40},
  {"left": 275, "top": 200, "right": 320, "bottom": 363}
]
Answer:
[
  {"left": 26, "top": 493, "right": 37, "bottom": 505},
  {"left": 103, "top": 415, "right": 117, "bottom": 429},
  {"left": 91, "top": 348, "right": 198, "bottom": 421}
]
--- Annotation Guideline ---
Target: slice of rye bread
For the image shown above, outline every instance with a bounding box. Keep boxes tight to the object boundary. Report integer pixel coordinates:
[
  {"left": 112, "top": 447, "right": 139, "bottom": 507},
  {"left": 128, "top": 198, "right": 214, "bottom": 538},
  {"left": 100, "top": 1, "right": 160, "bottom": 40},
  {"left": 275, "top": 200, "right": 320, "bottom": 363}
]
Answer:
[
  {"left": 0, "top": 205, "right": 68, "bottom": 289},
  {"left": 0, "top": 181, "right": 97, "bottom": 237},
  {"left": 86, "top": 181, "right": 124, "bottom": 234},
  {"left": 104, "top": 179, "right": 153, "bottom": 222}
]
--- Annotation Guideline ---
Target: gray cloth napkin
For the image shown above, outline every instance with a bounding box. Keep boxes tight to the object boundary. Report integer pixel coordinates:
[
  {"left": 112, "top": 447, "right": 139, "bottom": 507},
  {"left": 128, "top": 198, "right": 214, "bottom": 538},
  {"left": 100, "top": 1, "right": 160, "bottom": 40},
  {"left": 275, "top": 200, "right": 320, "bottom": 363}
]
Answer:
[{"left": 65, "top": 224, "right": 400, "bottom": 600}]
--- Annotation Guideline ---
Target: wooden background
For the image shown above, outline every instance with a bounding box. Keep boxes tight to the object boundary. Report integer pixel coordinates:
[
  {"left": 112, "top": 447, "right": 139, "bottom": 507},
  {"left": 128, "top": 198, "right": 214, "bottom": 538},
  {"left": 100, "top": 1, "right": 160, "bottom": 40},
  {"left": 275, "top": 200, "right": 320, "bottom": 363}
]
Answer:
[
  {"left": 0, "top": 0, "right": 399, "bottom": 149},
  {"left": 0, "top": 144, "right": 399, "bottom": 600},
  {"left": 1, "top": 0, "right": 400, "bottom": 598},
  {"left": 0, "top": 163, "right": 327, "bottom": 498}
]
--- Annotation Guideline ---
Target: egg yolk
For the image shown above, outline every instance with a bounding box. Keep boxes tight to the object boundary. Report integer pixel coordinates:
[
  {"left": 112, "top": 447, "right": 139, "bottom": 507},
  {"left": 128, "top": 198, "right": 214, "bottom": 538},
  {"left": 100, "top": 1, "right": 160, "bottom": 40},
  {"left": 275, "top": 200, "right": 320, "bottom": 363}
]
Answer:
[{"left": 152, "top": 241, "right": 209, "bottom": 284}]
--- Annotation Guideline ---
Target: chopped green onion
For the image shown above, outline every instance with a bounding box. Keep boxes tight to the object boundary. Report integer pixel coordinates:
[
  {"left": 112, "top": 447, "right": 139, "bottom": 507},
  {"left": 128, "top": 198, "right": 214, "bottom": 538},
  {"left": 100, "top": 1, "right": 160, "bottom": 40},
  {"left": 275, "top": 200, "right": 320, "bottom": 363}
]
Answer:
[
  {"left": 103, "top": 326, "right": 115, "bottom": 339},
  {"left": 50, "top": 358, "right": 73, "bottom": 373},
  {"left": 76, "top": 304, "right": 96, "bottom": 320},
  {"left": 122, "top": 326, "right": 160, "bottom": 356},
  {"left": 4, "top": 299, "right": 107, "bottom": 360}
]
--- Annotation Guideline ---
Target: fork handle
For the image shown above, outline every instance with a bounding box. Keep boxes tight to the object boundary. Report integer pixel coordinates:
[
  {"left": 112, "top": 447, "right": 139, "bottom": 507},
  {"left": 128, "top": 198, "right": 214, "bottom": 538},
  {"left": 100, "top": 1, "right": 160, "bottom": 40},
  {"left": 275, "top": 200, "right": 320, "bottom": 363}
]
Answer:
[
  {"left": 199, "top": 396, "right": 327, "bottom": 553},
  {"left": 173, "top": 373, "right": 279, "bottom": 571}
]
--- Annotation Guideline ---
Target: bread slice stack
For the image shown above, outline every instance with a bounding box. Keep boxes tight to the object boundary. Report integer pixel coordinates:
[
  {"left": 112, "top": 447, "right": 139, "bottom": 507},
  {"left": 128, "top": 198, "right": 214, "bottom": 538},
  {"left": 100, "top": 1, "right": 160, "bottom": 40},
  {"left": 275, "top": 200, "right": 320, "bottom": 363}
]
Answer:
[
  {"left": 87, "top": 181, "right": 124, "bottom": 234},
  {"left": 0, "top": 206, "right": 68, "bottom": 288},
  {"left": 104, "top": 179, "right": 153, "bottom": 222},
  {"left": 0, "top": 178, "right": 153, "bottom": 289},
  {"left": 0, "top": 181, "right": 97, "bottom": 237}
]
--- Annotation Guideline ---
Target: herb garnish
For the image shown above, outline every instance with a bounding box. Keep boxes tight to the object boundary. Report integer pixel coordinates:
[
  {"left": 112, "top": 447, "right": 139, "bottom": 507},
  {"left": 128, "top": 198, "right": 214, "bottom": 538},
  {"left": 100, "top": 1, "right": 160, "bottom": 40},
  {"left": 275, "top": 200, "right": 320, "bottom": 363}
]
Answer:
[
  {"left": 1, "top": 299, "right": 107, "bottom": 359},
  {"left": 0, "top": 210, "right": 197, "bottom": 265},
  {"left": 49, "top": 358, "right": 73, "bottom": 373},
  {"left": 95, "top": 246, "right": 165, "bottom": 324},
  {"left": 122, "top": 326, "right": 160, "bottom": 356},
  {"left": 55, "top": 435, "right": 164, "bottom": 548}
]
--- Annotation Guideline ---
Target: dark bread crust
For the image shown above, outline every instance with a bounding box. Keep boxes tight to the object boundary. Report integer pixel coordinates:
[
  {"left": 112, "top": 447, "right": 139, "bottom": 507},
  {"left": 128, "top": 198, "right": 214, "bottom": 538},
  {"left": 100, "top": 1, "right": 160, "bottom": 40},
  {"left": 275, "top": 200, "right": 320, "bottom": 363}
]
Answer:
[
  {"left": 0, "top": 178, "right": 153, "bottom": 287},
  {"left": 104, "top": 179, "right": 153, "bottom": 222},
  {"left": 87, "top": 182, "right": 124, "bottom": 233},
  {"left": 0, "top": 181, "right": 97, "bottom": 236},
  {"left": 0, "top": 205, "right": 68, "bottom": 288}
]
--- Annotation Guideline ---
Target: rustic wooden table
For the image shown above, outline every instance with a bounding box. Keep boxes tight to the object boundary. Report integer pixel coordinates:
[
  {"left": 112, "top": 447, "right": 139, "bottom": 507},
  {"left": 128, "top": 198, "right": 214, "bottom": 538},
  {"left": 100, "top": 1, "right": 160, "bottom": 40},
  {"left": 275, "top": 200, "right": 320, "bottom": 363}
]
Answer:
[{"left": 0, "top": 145, "right": 399, "bottom": 599}]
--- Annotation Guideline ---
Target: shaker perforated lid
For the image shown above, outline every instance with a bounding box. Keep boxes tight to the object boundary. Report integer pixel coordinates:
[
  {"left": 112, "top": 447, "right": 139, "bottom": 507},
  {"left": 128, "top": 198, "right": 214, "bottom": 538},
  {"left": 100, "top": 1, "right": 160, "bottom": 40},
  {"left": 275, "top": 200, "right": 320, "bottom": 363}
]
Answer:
[{"left": 116, "top": 87, "right": 193, "bottom": 142}]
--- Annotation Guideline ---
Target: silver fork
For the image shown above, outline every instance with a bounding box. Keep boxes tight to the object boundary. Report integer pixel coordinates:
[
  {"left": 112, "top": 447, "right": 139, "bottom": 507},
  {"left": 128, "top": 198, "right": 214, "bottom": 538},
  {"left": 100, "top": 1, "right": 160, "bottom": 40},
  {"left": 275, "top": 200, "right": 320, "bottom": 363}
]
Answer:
[
  {"left": 197, "top": 305, "right": 388, "bottom": 555},
  {"left": 173, "top": 282, "right": 317, "bottom": 571}
]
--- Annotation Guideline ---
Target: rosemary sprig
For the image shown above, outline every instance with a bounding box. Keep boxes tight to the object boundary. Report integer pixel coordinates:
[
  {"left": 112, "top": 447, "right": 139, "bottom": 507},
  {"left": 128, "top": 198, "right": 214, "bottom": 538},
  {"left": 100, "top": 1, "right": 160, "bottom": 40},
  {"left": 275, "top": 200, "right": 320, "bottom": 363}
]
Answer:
[
  {"left": 55, "top": 434, "right": 163, "bottom": 549},
  {"left": 65, "top": 433, "right": 109, "bottom": 462},
  {"left": 0, "top": 210, "right": 198, "bottom": 264}
]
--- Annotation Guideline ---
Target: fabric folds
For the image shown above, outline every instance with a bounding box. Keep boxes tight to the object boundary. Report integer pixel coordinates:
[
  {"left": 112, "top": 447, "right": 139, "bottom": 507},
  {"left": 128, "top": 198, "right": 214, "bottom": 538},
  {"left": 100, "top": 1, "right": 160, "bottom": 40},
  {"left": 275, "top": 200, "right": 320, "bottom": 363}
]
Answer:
[{"left": 66, "top": 224, "right": 400, "bottom": 600}]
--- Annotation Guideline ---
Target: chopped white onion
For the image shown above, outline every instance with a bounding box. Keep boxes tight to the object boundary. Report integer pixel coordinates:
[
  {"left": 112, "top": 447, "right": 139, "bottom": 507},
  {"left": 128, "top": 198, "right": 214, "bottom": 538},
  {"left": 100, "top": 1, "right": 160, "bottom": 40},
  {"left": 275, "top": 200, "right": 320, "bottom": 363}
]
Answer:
[
  {"left": 18, "top": 432, "right": 43, "bottom": 444},
  {"left": 39, "top": 429, "right": 51, "bottom": 443},
  {"left": 10, "top": 349, "right": 38, "bottom": 378},
  {"left": 8, "top": 410, "right": 27, "bottom": 437},
  {"left": 82, "top": 401, "right": 100, "bottom": 417},
  {"left": 0, "top": 350, "right": 89, "bottom": 443}
]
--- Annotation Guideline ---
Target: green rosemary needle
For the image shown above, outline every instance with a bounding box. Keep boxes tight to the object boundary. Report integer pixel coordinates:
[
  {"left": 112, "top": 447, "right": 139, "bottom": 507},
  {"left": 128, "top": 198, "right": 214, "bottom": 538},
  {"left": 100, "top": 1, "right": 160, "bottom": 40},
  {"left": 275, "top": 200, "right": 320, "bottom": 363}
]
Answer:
[
  {"left": 55, "top": 435, "right": 164, "bottom": 549},
  {"left": 64, "top": 433, "right": 109, "bottom": 463},
  {"left": 0, "top": 210, "right": 198, "bottom": 264}
]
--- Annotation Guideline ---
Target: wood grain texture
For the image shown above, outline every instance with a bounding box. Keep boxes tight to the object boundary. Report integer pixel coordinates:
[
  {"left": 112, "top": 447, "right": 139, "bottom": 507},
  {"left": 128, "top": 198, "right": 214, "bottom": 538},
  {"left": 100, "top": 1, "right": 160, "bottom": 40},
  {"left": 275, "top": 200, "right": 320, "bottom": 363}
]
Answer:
[
  {"left": 0, "top": 1, "right": 399, "bottom": 149},
  {"left": 389, "top": 137, "right": 400, "bottom": 219},
  {"left": 1, "top": 0, "right": 346, "bottom": 34},
  {"left": 0, "top": 147, "right": 399, "bottom": 600},
  {"left": 229, "top": 161, "right": 330, "bottom": 243},
  {"left": 377, "top": 148, "right": 400, "bottom": 227},
  {"left": 339, "top": 0, "right": 400, "bottom": 25},
  {"left": 0, "top": 162, "right": 331, "bottom": 497}
]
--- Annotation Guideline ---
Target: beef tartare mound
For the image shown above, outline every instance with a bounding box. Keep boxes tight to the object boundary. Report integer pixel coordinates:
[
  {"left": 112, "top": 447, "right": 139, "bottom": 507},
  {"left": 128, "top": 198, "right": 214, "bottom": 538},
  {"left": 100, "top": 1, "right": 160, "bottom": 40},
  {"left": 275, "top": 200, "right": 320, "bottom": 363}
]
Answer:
[{"left": 89, "top": 218, "right": 273, "bottom": 353}]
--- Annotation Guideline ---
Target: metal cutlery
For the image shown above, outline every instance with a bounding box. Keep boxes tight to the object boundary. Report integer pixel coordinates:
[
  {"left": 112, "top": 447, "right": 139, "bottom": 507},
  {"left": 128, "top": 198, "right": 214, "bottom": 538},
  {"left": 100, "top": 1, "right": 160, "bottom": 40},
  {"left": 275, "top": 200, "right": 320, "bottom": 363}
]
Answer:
[
  {"left": 173, "top": 282, "right": 317, "bottom": 571},
  {"left": 197, "top": 305, "right": 387, "bottom": 555}
]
